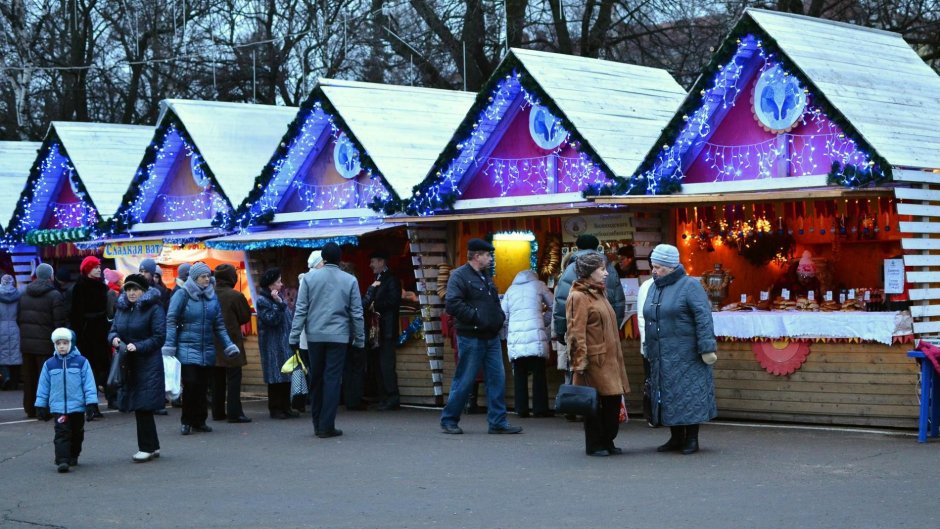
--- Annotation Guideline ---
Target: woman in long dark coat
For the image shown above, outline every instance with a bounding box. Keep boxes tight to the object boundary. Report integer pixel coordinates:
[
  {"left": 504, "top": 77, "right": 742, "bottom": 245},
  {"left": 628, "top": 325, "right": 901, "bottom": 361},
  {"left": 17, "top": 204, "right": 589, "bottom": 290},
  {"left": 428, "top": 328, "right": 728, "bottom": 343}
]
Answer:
[
  {"left": 108, "top": 274, "right": 166, "bottom": 462},
  {"left": 71, "top": 256, "right": 111, "bottom": 415},
  {"left": 643, "top": 244, "right": 718, "bottom": 455},
  {"left": 255, "top": 268, "right": 297, "bottom": 419}
]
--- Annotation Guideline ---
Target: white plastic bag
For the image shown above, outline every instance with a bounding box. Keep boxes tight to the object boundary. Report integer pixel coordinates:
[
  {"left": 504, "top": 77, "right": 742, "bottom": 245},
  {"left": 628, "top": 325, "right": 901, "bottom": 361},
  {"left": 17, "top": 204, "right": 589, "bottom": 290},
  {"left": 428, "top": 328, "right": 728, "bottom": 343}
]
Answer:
[{"left": 163, "top": 355, "right": 182, "bottom": 400}]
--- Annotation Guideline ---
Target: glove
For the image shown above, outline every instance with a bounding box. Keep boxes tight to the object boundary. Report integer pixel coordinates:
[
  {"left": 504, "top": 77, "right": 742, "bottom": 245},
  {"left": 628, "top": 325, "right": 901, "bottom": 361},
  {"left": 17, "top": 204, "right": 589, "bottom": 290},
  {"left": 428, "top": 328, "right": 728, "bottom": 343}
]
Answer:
[
  {"left": 701, "top": 352, "right": 718, "bottom": 365},
  {"left": 36, "top": 407, "right": 51, "bottom": 422},
  {"left": 85, "top": 404, "right": 100, "bottom": 422}
]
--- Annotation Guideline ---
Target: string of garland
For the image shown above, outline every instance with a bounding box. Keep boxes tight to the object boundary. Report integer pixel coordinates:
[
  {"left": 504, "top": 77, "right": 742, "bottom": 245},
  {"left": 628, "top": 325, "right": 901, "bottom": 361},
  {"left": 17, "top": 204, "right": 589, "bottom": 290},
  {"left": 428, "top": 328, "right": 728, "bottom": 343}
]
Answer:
[
  {"left": 585, "top": 13, "right": 892, "bottom": 198},
  {"left": 3, "top": 132, "right": 107, "bottom": 247},
  {"left": 25, "top": 227, "right": 91, "bottom": 246},
  {"left": 397, "top": 316, "right": 423, "bottom": 347},
  {"left": 371, "top": 52, "right": 615, "bottom": 216},
  {"left": 230, "top": 87, "right": 400, "bottom": 230},
  {"left": 204, "top": 234, "right": 359, "bottom": 252},
  {"left": 109, "top": 114, "right": 237, "bottom": 234}
]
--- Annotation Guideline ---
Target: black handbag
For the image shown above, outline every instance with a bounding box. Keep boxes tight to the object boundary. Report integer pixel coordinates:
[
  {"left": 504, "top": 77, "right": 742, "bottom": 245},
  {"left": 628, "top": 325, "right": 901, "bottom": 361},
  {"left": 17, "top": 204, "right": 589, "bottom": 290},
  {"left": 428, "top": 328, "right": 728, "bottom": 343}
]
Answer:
[
  {"left": 555, "top": 383, "right": 598, "bottom": 416},
  {"left": 107, "top": 343, "right": 129, "bottom": 391}
]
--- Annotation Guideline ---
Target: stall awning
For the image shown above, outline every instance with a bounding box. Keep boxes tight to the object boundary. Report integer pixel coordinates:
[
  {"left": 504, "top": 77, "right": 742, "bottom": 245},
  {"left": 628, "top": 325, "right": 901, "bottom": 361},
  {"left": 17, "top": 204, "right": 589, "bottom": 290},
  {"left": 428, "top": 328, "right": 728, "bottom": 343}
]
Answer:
[
  {"left": 390, "top": 206, "right": 608, "bottom": 223},
  {"left": 204, "top": 223, "right": 405, "bottom": 251},
  {"left": 589, "top": 188, "right": 894, "bottom": 206}
]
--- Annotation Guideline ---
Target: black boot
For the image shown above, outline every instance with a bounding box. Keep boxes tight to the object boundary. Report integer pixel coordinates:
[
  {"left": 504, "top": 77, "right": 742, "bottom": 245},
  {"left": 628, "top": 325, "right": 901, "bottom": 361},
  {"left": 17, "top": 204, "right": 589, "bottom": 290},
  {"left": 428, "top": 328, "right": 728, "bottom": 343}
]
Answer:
[
  {"left": 681, "top": 424, "right": 700, "bottom": 455},
  {"left": 657, "top": 426, "right": 685, "bottom": 452}
]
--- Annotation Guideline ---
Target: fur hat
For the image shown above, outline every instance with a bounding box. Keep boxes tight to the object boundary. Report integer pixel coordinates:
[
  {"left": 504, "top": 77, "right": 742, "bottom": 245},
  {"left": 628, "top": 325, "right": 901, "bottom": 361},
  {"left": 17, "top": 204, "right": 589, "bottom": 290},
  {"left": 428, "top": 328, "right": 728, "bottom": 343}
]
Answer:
[
  {"left": 260, "top": 268, "right": 281, "bottom": 289},
  {"left": 51, "top": 327, "right": 72, "bottom": 344},
  {"left": 123, "top": 273, "right": 150, "bottom": 291},
  {"left": 576, "top": 234, "right": 600, "bottom": 251},
  {"left": 80, "top": 256, "right": 101, "bottom": 276},
  {"left": 650, "top": 244, "right": 680, "bottom": 268},
  {"left": 321, "top": 242, "right": 341, "bottom": 265},
  {"left": 575, "top": 252, "right": 606, "bottom": 279},
  {"left": 189, "top": 262, "right": 211, "bottom": 280},
  {"left": 307, "top": 250, "right": 323, "bottom": 269},
  {"left": 36, "top": 263, "right": 54, "bottom": 280},
  {"left": 467, "top": 238, "right": 494, "bottom": 252}
]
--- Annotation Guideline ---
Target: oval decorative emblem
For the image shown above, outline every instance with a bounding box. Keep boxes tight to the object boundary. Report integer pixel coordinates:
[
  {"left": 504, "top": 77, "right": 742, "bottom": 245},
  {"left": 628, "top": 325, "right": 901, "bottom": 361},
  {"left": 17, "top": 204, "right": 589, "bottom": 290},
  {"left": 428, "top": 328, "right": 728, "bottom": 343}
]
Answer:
[
  {"left": 751, "top": 340, "right": 810, "bottom": 376},
  {"left": 752, "top": 64, "right": 807, "bottom": 134},
  {"left": 333, "top": 134, "right": 362, "bottom": 179},
  {"left": 191, "top": 152, "right": 211, "bottom": 188},
  {"left": 528, "top": 104, "right": 567, "bottom": 150}
]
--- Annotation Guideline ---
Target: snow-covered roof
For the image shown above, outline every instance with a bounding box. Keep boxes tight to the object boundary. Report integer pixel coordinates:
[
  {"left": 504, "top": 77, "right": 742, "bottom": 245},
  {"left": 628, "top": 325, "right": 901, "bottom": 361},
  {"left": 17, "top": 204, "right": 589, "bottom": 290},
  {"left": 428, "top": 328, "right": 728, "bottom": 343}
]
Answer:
[
  {"left": 317, "top": 79, "right": 476, "bottom": 197},
  {"left": 52, "top": 122, "right": 154, "bottom": 217},
  {"left": 159, "top": 99, "right": 298, "bottom": 204},
  {"left": 746, "top": 8, "right": 940, "bottom": 170},
  {"left": 0, "top": 141, "right": 40, "bottom": 229},
  {"left": 511, "top": 48, "right": 687, "bottom": 178}
]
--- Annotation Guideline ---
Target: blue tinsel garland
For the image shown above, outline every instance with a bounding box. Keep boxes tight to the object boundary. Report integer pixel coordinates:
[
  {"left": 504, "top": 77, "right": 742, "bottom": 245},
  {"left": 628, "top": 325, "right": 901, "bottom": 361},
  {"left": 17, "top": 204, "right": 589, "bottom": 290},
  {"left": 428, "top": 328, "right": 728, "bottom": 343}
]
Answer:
[
  {"left": 204, "top": 235, "right": 359, "bottom": 252},
  {"left": 397, "top": 316, "right": 423, "bottom": 347}
]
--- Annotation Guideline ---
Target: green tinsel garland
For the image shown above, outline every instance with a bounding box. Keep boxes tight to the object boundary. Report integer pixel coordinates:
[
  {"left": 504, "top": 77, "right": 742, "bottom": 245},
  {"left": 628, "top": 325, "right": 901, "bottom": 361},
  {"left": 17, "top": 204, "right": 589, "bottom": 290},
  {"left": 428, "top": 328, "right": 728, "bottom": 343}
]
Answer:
[{"left": 25, "top": 227, "right": 92, "bottom": 246}]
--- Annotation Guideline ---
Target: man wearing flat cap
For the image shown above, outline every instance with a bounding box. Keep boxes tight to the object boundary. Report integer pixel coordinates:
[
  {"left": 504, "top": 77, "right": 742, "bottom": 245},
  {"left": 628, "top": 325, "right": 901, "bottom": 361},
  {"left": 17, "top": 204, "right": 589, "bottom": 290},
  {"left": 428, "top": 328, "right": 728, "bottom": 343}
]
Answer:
[
  {"left": 362, "top": 249, "right": 402, "bottom": 411},
  {"left": 440, "top": 238, "right": 522, "bottom": 435}
]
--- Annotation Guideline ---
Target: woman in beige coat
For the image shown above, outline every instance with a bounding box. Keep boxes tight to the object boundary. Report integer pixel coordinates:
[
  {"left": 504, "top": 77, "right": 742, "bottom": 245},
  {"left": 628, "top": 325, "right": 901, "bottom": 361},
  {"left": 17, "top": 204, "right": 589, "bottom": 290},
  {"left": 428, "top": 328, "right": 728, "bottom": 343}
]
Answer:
[{"left": 566, "top": 252, "right": 630, "bottom": 457}]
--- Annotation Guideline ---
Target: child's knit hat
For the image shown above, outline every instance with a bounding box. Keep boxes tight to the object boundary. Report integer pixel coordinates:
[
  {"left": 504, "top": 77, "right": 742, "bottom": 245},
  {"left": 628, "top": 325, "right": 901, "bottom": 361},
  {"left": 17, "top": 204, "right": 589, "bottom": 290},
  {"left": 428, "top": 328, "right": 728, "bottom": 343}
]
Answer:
[{"left": 51, "top": 327, "right": 72, "bottom": 344}]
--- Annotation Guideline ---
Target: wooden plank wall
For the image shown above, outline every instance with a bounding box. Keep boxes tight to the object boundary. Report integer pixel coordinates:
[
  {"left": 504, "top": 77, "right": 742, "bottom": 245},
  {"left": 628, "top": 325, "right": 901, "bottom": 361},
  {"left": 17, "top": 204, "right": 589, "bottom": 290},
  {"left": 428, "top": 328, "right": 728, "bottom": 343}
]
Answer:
[{"left": 895, "top": 176, "right": 940, "bottom": 339}]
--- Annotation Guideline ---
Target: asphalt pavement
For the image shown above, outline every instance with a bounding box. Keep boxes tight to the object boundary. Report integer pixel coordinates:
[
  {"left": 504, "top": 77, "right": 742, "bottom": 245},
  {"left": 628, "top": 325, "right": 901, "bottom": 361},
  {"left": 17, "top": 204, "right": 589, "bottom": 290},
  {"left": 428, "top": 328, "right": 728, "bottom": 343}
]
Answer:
[{"left": 0, "top": 389, "right": 936, "bottom": 529}]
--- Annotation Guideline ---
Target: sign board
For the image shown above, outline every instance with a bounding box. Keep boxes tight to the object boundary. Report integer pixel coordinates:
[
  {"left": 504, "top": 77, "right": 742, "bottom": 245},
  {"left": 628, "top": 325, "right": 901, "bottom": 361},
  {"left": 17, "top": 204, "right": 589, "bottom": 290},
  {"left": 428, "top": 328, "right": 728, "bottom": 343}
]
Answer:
[
  {"left": 562, "top": 213, "right": 635, "bottom": 243},
  {"left": 104, "top": 240, "right": 163, "bottom": 259},
  {"left": 884, "top": 259, "right": 905, "bottom": 294}
]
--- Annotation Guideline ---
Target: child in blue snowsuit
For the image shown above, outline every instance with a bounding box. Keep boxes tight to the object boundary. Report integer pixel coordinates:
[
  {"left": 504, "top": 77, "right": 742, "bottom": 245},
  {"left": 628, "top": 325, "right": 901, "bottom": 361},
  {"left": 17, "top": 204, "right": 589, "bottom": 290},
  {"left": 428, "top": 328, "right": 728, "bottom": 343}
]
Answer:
[{"left": 34, "top": 328, "right": 100, "bottom": 473}]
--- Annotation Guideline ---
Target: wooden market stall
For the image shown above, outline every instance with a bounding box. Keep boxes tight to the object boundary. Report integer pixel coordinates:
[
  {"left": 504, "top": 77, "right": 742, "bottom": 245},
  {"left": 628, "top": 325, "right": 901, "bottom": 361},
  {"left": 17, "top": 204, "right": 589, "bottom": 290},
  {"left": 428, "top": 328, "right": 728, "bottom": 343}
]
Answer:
[
  {"left": 0, "top": 141, "right": 41, "bottom": 278},
  {"left": 590, "top": 9, "right": 940, "bottom": 428},
  {"left": 383, "top": 48, "right": 687, "bottom": 407},
  {"left": 105, "top": 99, "right": 297, "bottom": 391},
  {"left": 2, "top": 123, "right": 153, "bottom": 284},
  {"left": 206, "top": 78, "right": 475, "bottom": 404}
]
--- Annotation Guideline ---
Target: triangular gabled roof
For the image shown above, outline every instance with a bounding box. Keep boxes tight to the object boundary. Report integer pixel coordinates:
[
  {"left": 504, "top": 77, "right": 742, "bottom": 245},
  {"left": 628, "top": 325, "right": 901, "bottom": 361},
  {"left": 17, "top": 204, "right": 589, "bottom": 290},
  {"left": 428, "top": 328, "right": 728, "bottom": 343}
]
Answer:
[
  {"left": 235, "top": 78, "right": 475, "bottom": 225},
  {"left": 0, "top": 141, "right": 41, "bottom": 233},
  {"left": 614, "top": 9, "right": 940, "bottom": 196},
  {"left": 390, "top": 48, "right": 686, "bottom": 215},
  {"left": 4, "top": 122, "right": 152, "bottom": 244},
  {"left": 113, "top": 99, "right": 297, "bottom": 231}
]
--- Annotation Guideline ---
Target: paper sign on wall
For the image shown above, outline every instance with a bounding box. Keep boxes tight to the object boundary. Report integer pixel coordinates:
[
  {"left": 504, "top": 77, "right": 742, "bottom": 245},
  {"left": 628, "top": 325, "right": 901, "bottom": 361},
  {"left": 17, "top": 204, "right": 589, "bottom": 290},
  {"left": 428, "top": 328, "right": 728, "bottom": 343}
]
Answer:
[{"left": 884, "top": 259, "right": 905, "bottom": 294}]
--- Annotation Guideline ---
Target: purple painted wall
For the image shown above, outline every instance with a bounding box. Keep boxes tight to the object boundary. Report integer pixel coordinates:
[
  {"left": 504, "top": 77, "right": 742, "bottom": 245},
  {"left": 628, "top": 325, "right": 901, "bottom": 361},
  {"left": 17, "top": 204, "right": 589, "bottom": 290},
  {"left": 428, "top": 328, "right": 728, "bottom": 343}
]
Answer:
[
  {"left": 461, "top": 104, "right": 605, "bottom": 199},
  {"left": 278, "top": 136, "right": 381, "bottom": 212},
  {"left": 683, "top": 69, "right": 849, "bottom": 184},
  {"left": 44, "top": 175, "right": 88, "bottom": 229}
]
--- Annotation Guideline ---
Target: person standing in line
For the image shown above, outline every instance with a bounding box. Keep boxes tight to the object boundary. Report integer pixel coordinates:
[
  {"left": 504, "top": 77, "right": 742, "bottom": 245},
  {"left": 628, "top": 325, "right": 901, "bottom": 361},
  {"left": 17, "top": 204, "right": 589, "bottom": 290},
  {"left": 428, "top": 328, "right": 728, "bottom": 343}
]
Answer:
[
  {"left": 289, "top": 243, "right": 364, "bottom": 438},
  {"left": 139, "top": 259, "right": 171, "bottom": 310},
  {"left": 255, "top": 268, "right": 297, "bottom": 419},
  {"left": 566, "top": 252, "right": 631, "bottom": 457},
  {"left": 163, "top": 262, "right": 239, "bottom": 435},
  {"left": 362, "top": 250, "right": 402, "bottom": 411},
  {"left": 500, "top": 269, "right": 554, "bottom": 418},
  {"left": 172, "top": 263, "right": 191, "bottom": 295},
  {"left": 70, "top": 256, "right": 110, "bottom": 417},
  {"left": 18, "top": 263, "right": 67, "bottom": 418},
  {"left": 104, "top": 268, "right": 124, "bottom": 320},
  {"left": 34, "top": 328, "right": 99, "bottom": 472},
  {"left": 108, "top": 274, "right": 166, "bottom": 462},
  {"left": 440, "top": 238, "right": 522, "bottom": 436},
  {"left": 211, "top": 264, "right": 252, "bottom": 423},
  {"left": 54, "top": 268, "right": 74, "bottom": 325},
  {"left": 0, "top": 275, "right": 22, "bottom": 390},
  {"left": 643, "top": 244, "right": 717, "bottom": 455},
  {"left": 553, "top": 234, "right": 626, "bottom": 345}
]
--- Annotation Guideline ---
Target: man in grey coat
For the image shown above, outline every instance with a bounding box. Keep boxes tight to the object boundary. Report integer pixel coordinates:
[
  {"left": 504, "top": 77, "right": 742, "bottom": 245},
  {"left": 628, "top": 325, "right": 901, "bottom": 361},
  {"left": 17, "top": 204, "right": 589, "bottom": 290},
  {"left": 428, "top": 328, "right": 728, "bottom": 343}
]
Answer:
[
  {"left": 289, "top": 242, "right": 364, "bottom": 438},
  {"left": 552, "top": 234, "right": 626, "bottom": 345}
]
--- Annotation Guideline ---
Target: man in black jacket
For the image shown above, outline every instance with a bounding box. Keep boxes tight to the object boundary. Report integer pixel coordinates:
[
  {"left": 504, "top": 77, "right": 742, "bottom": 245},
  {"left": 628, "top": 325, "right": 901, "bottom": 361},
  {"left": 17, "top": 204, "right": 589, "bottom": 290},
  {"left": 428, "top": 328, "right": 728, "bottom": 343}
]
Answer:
[
  {"left": 439, "top": 239, "right": 522, "bottom": 435},
  {"left": 362, "top": 250, "right": 402, "bottom": 411},
  {"left": 18, "top": 263, "right": 67, "bottom": 418}
]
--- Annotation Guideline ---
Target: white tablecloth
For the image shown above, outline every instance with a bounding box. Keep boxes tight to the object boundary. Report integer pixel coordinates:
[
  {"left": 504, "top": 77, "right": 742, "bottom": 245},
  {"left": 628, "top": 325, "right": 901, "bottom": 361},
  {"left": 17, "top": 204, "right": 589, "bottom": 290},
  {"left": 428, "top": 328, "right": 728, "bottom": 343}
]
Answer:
[{"left": 710, "top": 311, "right": 913, "bottom": 345}]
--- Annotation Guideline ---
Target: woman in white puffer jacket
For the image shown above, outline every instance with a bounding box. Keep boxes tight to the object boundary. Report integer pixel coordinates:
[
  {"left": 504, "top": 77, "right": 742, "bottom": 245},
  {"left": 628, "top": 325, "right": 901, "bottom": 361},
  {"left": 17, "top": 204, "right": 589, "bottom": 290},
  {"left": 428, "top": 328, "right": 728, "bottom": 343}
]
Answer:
[{"left": 501, "top": 270, "right": 554, "bottom": 417}]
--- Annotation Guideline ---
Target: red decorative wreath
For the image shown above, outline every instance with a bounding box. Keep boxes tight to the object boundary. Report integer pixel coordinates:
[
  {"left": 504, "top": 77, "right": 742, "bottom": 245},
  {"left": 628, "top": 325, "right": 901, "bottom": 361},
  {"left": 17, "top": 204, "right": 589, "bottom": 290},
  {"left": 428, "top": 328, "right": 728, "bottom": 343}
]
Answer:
[{"left": 751, "top": 340, "right": 811, "bottom": 376}]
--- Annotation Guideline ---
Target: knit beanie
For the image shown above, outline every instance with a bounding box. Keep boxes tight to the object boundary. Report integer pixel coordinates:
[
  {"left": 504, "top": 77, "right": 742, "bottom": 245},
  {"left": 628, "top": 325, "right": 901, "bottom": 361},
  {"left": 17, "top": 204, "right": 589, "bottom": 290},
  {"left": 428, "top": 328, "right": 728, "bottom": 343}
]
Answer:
[
  {"left": 575, "top": 252, "right": 606, "bottom": 279},
  {"left": 55, "top": 267, "right": 71, "bottom": 283},
  {"left": 51, "top": 327, "right": 72, "bottom": 344},
  {"left": 139, "top": 258, "right": 157, "bottom": 274},
  {"left": 307, "top": 250, "right": 323, "bottom": 269},
  {"left": 80, "top": 256, "right": 101, "bottom": 276},
  {"left": 650, "top": 244, "right": 680, "bottom": 268},
  {"left": 260, "top": 268, "right": 281, "bottom": 289},
  {"left": 123, "top": 273, "right": 150, "bottom": 291},
  {"left": 177, "top": 263, "right": 192, "bottom": 282},
  {"left": 36, "top": 263, "right": 54, "bottom": 280},
  {"left": 103, "top": 268, "right": 123, "bottom": 285},
  {"left": 321, "top": 242, "right": 341, "bottom": 265},
  {"left": 576, "top": 234, "right": 600, "bottom": 251},
  {"left": 189, "top": 262, "right": 211, "bottom": 280}
]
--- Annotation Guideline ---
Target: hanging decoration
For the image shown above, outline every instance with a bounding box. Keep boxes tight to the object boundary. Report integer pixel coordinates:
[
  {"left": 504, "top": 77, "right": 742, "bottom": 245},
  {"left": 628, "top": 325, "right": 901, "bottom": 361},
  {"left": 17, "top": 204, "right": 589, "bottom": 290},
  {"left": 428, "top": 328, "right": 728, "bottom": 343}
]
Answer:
[
  {"left": 751, "top": 340, "right": 811, "bottom": 376},
  {"left": 586, "top": 23, "right": 891, "bottom": 198},
  {"left": 397, "top": 316, "right": 424, "bottom": 347}
]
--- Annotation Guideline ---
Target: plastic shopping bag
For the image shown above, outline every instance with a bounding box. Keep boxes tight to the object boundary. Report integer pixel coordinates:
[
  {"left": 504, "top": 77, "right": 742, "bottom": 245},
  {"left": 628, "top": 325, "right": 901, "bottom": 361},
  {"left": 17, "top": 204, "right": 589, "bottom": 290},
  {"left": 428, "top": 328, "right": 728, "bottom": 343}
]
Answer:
[
  {"left": 163, "top": 355, "right": 182, "bottom": 400},
  {"left": 281, "top": 351, "right": 306, "bottom": 374},
  {"left": 619, "top": 396, "right": 628, "bottom": 424}
]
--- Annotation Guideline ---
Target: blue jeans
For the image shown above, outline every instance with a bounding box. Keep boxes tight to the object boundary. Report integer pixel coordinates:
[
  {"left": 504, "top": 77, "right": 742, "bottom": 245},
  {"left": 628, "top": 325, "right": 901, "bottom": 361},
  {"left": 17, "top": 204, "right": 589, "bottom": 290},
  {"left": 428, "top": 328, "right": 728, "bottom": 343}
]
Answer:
[{"left": 441, "top": 335, "right": 508, "bottom": 429}]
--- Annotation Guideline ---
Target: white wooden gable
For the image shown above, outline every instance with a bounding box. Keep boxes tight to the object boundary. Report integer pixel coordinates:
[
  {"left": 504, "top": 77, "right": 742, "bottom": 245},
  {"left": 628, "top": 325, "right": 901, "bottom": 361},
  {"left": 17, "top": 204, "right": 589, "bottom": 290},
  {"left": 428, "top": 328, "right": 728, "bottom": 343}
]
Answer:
[{"left": 0, "top": 141, "right": 40, "bottom": 230}]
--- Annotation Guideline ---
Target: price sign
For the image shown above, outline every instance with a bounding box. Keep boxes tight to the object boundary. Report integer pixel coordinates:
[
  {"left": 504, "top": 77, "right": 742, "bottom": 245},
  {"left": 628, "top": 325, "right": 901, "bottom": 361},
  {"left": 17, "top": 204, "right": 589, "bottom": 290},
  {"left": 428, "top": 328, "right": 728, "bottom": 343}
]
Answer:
[
  {"left": 839, "top": 293, "right": 846, "bottom": 304},
  {"left": 782, "top": 289, "right": 790, "bottom": 300},
  {"left": 808, "top": 291, "right": 815, "bottom": 301},
  {"left": 760, "top": 291, "right": 769, "bottom": 301},
  {"left": 825, "top": 291, "right": 833, "bottom": 302},
  {"left": 864, "top": 290, "right": 871, "bottom": 301},
  {"left": 884, "top": 259, "right": 904, "bottom": 294},
  {"left": 848, "top": 289, "right": 856, "bottom": 300},
  {"left": 740, "top": 294, "right": 747, "bottom": 303}
]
